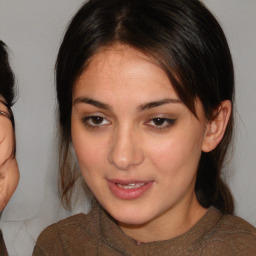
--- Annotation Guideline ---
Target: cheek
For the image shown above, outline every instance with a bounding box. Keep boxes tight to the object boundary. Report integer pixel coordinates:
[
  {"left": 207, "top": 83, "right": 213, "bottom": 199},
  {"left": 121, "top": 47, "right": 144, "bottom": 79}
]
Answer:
[
  {"left": 145, "top": 134, "right": 202, "bottom": 198},
  {"left": 146, "top": 130, "right": 203, "bottom": 175},
  {"left": 71, "top": 124, "right": 109, "bottom": 172},
  {"left": 73, "top": 137, "right": 105, "bottom": 168}
]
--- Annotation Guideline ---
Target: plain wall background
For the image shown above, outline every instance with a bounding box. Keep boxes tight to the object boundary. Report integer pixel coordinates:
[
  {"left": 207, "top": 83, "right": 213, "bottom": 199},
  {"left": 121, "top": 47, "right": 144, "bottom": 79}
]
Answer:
[{"left": 0, "top": 0, "right": 255, "bottom": 255}]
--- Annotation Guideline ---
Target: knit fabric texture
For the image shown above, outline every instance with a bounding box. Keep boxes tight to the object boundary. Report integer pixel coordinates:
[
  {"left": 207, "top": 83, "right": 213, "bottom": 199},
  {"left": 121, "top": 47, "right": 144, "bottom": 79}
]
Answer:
[{"left": 33, "top": 203, "right": 256, "bottom": 256}]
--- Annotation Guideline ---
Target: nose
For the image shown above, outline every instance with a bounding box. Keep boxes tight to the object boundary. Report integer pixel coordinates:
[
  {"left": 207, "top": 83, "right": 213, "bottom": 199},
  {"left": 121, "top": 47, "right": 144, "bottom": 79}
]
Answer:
[{"left": 108, "top": 126, "right": 144, "bottom": 170}]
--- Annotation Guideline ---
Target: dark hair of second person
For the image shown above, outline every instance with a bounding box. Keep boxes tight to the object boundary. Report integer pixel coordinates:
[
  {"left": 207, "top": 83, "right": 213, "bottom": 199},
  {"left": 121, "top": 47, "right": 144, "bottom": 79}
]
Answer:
[
  {"left": 0, "top": 40, "right": 19, "bottom": 255},
  {"left": 0, "top": 40, "right": 16, "bottom": 151}
]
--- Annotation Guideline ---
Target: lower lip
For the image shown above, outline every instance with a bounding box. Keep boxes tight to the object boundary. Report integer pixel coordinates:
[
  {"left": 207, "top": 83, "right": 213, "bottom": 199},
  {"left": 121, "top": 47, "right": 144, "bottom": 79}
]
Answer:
[{"left": 107, "top": 181, "right": 154, "bottom": 200}]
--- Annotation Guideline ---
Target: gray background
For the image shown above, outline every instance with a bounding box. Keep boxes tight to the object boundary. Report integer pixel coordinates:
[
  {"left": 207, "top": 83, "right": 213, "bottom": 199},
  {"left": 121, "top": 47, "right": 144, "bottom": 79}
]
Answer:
[{"left": 0, "top": 0, "right": 255, "bottom": 255}]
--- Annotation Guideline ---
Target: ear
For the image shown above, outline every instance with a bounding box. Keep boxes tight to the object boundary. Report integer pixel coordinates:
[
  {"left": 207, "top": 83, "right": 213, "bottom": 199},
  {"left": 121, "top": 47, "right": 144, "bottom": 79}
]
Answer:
[{"left": 201, "top": 100, "right": 232, "bottom": 152}]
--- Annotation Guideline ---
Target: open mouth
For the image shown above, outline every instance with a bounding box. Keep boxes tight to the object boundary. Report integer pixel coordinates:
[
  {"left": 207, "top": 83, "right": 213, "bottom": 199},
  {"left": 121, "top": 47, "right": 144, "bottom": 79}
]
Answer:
[
  {"left": 107, "top": 179, "right": 153, "bottom": 200},
  {"left": 116, "top": 182, "right": 146, "bottom": 189}
]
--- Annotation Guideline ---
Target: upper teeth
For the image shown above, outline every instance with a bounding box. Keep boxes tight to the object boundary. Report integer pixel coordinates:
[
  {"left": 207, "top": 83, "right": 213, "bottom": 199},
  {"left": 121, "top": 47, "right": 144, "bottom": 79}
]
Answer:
[{"left": 117, "top": 183, "right": 145, "bottom": 189}]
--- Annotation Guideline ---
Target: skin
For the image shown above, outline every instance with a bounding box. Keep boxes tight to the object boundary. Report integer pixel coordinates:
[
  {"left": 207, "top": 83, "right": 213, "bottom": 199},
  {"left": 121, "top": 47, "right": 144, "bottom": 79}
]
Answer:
[
  {"left": 71, "top": 44, "right": 231, "bottom": 242},
  {"left": 0, "top": 96, "right": 19, "bottom": 212}
]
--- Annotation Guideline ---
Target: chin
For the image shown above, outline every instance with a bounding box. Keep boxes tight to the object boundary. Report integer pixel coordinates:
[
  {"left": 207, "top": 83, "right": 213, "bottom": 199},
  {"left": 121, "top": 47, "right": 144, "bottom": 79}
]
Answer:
[
  {"left": 116, "top": 215, "right": 150, "bottom": 226},
  {"left": 107, "top": 205, "right": 153, "bottom": 226}
]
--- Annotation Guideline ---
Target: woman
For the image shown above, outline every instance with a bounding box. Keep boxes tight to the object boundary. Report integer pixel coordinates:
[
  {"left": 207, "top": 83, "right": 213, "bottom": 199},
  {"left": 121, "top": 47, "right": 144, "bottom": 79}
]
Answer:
[
  {"left": 34, "top": 0, "right": 256, "bottom": 255},
  {"left": 0, "top": 41, "right": 19, "bottom": 255}
]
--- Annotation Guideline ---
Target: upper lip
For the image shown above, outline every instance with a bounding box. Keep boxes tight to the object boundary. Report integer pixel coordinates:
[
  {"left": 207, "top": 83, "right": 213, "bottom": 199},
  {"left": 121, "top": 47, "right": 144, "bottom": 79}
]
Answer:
[{"left": 107, "top": 179, "right": 152, "bottom": 185}]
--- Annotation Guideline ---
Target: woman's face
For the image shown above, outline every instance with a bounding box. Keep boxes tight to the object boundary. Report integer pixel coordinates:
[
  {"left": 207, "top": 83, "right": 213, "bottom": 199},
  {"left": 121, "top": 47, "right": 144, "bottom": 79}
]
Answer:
[{"left": 71, "top": 45, "right": 208, "bottom": 229}]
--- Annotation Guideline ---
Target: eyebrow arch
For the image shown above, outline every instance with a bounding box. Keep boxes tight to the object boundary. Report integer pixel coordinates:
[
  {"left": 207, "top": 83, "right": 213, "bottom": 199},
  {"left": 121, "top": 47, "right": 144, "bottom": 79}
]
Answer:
[
  {"left": 138, "top": 98, "right": 181, "bottom": 111},
  {"left": 73, "top": 97, "right": 112, "bottom": 110},
  {"left": 73, "top": 97, "right": 181, "bottom": 112}
]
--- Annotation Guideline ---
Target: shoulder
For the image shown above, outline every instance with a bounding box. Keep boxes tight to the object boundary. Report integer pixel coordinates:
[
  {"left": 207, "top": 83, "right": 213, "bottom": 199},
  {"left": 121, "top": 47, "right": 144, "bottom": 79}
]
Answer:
[
  {"left": 202, "top": 212, "right": 256, "bottom": 255},
  {"left": 216, "top": 214, "right": 256, "bottom": 240},
  {"left": 33, "top": 213, "right": 91, "bottom": 255},
  {"left": 219, "top": 214, "right": 256, "bottom": 231}
]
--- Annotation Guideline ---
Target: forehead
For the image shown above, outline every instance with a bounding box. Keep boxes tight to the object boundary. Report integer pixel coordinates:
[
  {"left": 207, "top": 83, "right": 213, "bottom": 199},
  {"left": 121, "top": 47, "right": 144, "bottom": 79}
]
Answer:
[{"left": 73, "top": 45, "right": 179, "bottom": 101}]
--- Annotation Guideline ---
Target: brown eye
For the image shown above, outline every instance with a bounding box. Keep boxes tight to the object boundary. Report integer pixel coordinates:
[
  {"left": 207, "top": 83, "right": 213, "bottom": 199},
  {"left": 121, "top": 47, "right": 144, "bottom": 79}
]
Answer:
[
  {"left": 82, "top": 115, "right": 110, "bottom": 128},
  {"left": 147, "top": 118, "right": 176, "bottom": 129},
  {"left": 152, "top": 118, "right": 165, "bottom": 126},
  {"left": 91, "top": 116, "right": 104, "bottom": 125}
]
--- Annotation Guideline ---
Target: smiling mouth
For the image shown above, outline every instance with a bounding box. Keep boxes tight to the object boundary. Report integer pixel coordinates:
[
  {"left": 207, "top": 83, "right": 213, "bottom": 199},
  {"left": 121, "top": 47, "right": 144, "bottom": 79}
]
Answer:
[{"left": 108, "top": 180, "right": 153, "bottom": 200}]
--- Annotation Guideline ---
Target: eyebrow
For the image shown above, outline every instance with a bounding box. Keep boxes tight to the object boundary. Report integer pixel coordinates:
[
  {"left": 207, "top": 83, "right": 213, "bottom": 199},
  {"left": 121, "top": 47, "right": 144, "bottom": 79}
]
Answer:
[
  {"left": 73, "top": 97, "right": 112, "bottom": 110},
  {"left": 138, "top": 98, "right": 181, "bottom": 111},
  {"left": 73, "top": 97, "right": 181, "bottom": 111}
]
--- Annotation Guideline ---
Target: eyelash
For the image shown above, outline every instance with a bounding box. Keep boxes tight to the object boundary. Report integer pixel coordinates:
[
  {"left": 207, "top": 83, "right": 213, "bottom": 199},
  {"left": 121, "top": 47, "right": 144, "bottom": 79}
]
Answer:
[
  {"left": 82, "top": 115, "right": 110, "bottom": 129},
  {"left": 145, "top": 118, "right": 176, "bottom": 130},
  {"left": 81, "top": 115, "right": 176, "bottom": 131}
]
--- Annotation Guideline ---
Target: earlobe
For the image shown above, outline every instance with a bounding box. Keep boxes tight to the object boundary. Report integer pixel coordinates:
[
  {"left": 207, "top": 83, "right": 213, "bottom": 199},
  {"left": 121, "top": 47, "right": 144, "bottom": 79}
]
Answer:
[{"left": 202, "top": 100, "right": 232, "bottom": 152}]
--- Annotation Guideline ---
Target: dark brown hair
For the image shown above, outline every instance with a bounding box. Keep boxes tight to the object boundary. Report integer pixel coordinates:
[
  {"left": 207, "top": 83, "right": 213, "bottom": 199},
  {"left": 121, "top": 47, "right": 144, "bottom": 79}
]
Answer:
[
  {"left": 56, "top": 0, "right": 234, "bottom": 213},
  {"left": 0, "top": 40, "right": 16, "bottom": 157}
]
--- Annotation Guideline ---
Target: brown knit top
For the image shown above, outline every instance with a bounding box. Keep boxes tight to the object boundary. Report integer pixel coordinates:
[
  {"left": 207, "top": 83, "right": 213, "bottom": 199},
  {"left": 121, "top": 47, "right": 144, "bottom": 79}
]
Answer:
[{"left": 33, "top": 203, "right": 256, "bottom": 256}]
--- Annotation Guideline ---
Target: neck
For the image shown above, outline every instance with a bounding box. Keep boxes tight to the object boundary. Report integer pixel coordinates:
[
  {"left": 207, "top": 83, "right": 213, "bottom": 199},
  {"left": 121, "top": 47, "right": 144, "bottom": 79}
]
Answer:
[{"left": 118, "top": 194, "right": 207, "bottom": 243}]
